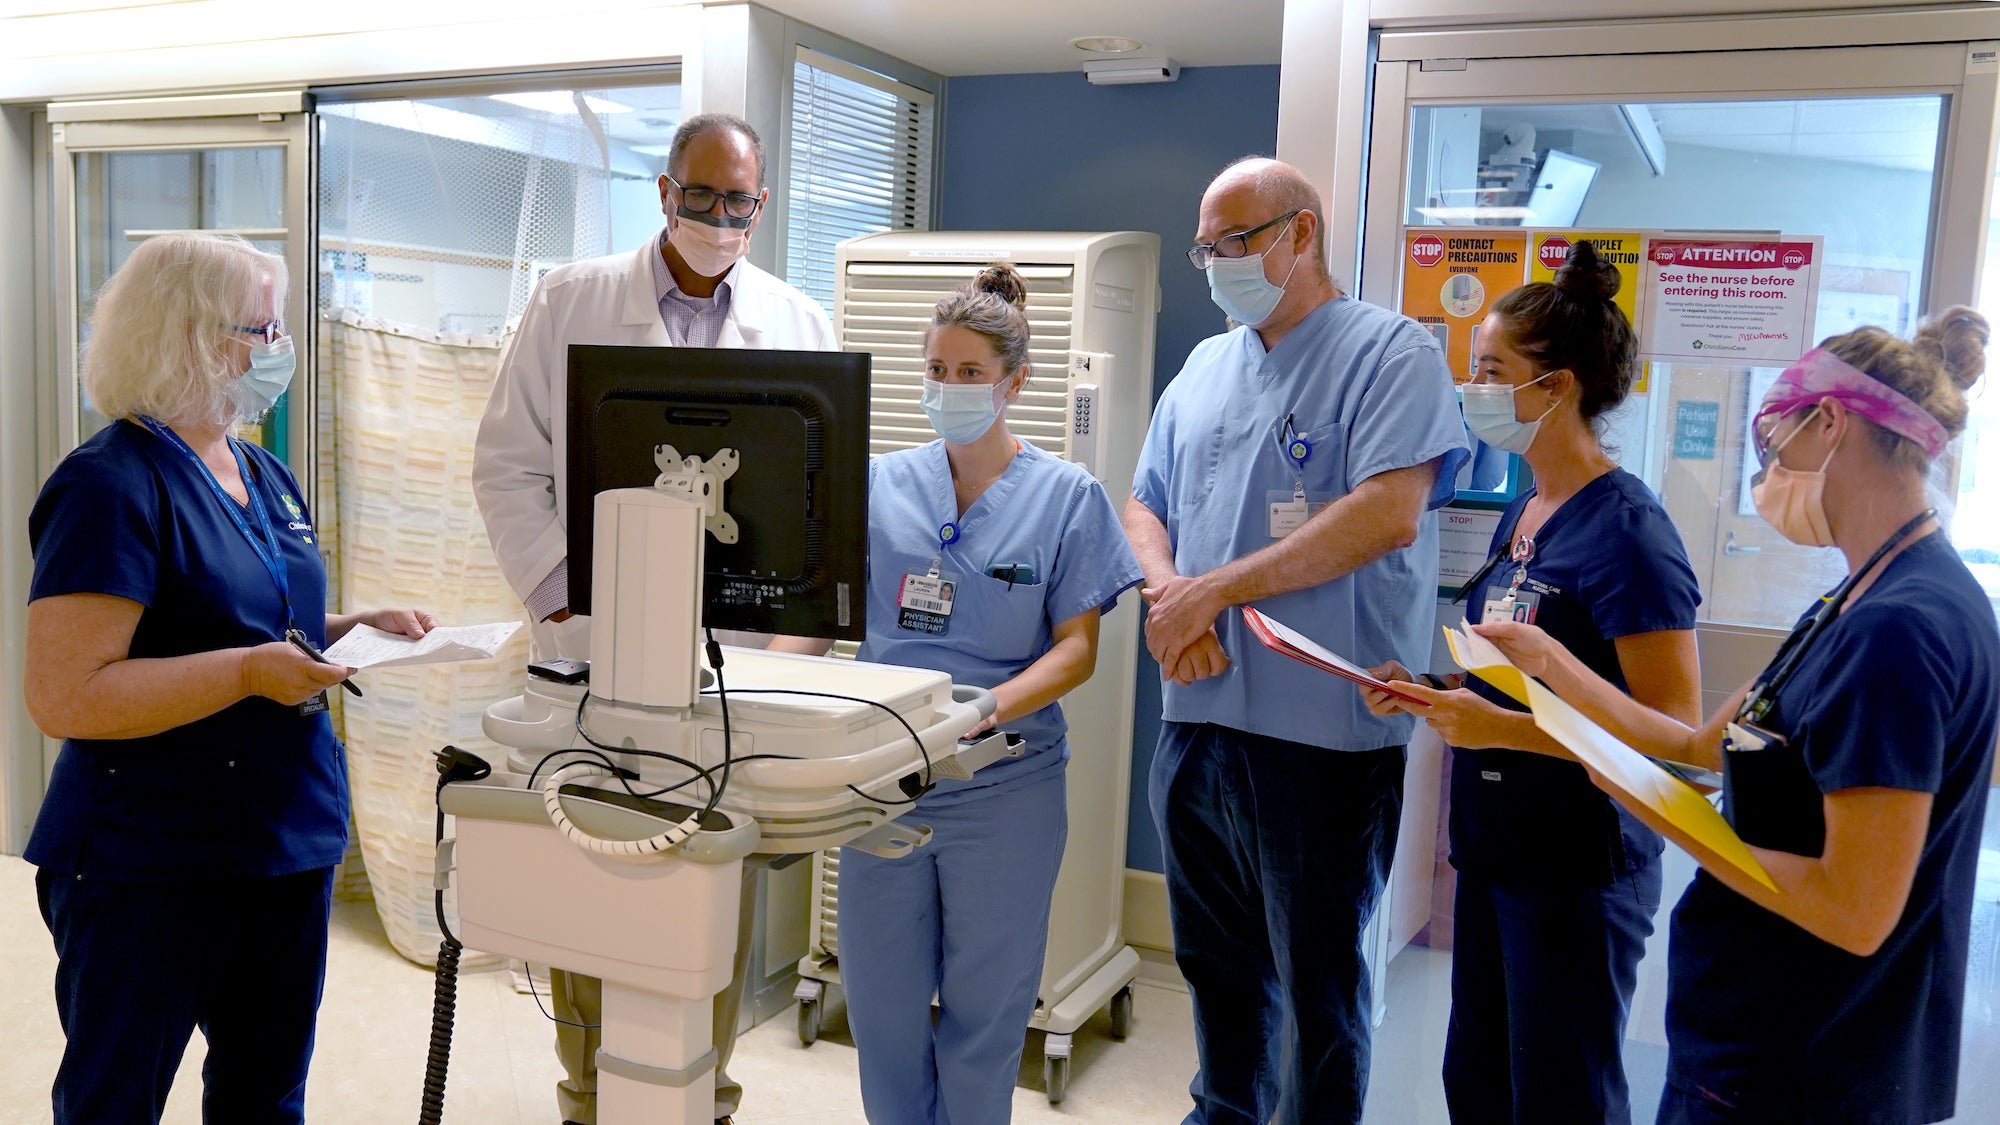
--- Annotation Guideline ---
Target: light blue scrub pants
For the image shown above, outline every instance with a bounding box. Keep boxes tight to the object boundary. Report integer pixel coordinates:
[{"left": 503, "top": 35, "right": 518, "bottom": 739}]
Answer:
[{"left": 837, "top": 767, "right": 1068, "bottom": 1125}]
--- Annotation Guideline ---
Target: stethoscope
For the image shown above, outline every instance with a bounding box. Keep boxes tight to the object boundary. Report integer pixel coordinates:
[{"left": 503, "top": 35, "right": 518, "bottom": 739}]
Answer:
[{"left": 1736, "top": 506, "right": 1937, "bottom": 726}]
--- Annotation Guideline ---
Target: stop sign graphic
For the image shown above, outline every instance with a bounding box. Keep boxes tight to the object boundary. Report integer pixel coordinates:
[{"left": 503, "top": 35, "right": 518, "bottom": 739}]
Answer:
[
  {"left": 1538, "top": 236, "right": 1571, "bottom": 270},
  {"left": 1410, "top": 234, "right": 1445, "bottom": 268}
]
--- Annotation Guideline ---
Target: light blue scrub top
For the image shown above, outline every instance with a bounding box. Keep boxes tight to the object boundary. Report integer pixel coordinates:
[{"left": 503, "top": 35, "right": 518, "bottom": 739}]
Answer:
[
  {"left": 858, "top": 439, "right": 1144, "bottom": 805},
  {"left": 1132, "top": 295, "right": 1469, "bottom": 751}
]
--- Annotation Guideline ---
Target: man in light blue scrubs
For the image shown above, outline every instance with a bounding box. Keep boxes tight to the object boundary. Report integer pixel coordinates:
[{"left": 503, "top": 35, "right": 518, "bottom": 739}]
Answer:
[{"left": 1125, "top": 158, "right": 1468, "bottom": 1125}]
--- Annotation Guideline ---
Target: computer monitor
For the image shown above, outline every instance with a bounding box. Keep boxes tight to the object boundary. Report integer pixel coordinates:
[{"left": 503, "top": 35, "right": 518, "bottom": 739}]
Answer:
[
  {"left": 565, "top": 344, "right": 871, "bottom": 641},
  {"left": 1521, "top": 148, "right": 1600, "bottom": 227}
]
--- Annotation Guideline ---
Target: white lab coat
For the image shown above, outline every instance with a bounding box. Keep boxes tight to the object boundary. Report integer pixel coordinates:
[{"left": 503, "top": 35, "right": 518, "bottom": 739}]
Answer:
[{"left": 472, "top": 233, "right": 837, "bottom": 657}]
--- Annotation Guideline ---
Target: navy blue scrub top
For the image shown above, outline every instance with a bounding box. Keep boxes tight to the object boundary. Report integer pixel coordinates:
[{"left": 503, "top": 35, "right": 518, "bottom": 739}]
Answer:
[
  {"left": 1665, "top": 533, "right": 1999, "bottom": 1122},
  {"left": 1454, "top": 468, "right": 1700, "bottom": 886},
  {"left": 25, "top": 420, "right": 348, "bottom": 882}
]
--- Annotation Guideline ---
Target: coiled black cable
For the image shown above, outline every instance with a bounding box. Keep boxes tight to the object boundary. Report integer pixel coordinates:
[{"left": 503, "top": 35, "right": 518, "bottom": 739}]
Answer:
[{"left": 419, "top": 745, "right": 491, "bottom": 1125}]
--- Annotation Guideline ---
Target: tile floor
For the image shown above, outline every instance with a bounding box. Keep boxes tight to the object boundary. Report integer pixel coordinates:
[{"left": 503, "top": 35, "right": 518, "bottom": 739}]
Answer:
[{"left": 3, "top": 813, "right": 1997, "bottom": 1124}]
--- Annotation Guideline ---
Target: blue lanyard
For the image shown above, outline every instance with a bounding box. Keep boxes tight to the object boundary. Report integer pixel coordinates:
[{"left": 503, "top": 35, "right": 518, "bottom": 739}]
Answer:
[{"left": 140, "top": 417, "right": 294, "bottom": 630}]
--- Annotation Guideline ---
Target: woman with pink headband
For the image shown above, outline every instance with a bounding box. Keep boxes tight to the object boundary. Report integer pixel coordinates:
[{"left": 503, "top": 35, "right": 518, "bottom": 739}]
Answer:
[{"left": 1481, "top": 307, "right": 1998, "bottom": 1124}]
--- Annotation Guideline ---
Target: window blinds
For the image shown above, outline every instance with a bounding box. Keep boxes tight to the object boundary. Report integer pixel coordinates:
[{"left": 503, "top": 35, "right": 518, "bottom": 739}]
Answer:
[{"left": 785, "top": 48, "right": 935, "bottom": 313}]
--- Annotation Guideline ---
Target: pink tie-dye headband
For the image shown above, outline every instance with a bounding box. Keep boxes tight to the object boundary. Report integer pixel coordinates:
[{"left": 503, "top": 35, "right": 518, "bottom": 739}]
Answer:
[{"left": 1754, "top": 348, "right": 1949, "bottom": 460}]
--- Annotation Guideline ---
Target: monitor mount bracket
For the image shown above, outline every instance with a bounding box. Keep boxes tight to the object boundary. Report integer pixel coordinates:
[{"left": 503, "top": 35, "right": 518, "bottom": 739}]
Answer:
[{"left": 654, "top": 444, "right": 740, "bottom": 545}]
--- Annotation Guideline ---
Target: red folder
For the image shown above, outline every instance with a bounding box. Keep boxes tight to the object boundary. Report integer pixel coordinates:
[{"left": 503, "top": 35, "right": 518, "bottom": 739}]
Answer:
[{"left": 1241, "top": 606, "right": 1430, "bottom": 707}]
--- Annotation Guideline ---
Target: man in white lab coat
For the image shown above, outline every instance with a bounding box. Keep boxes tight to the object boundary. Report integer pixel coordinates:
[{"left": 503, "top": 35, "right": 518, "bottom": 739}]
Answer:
[{"left": 471, "top": 111, "right": 835, "bottom": 1125}]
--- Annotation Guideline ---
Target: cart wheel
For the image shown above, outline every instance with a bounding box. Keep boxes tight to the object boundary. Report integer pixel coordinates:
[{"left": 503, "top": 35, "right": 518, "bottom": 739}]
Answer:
[
  {"left": 1109, "top": 984, "right": 1133, "bottom": 1040},
  {"left": 1043, "top": 1054, "right": 1070, "bottom": 1104},
  {"left": 797, "top": 997, "right": 822, "bottom": 1046}
]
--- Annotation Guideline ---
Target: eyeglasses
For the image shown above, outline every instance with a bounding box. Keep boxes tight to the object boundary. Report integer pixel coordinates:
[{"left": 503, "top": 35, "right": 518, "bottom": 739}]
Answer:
[
  {"left": 1186, "top": 210, "right": 1301, "bottom": 269},
  {"left": 1752, "top": 404, "right": 1818, "bottom": 469},
  {"left": 228, "top": 320, "right": 286, "bottom": 344},
  {"left": 667, "top": 175, "right": 763, "bottom": 221}
]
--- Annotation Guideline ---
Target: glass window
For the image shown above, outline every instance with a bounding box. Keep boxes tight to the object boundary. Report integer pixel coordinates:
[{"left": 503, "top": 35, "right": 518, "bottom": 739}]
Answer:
[
  {"left": 1406, "top": 97, "right": 1946, "bottom": 628},
  {"left": 1960, "top": 164, "right": 2000, "bottom": 615},
  {"left": 784, "top": 49, "right": 936, "bottom": 315},
  {"left": 316, "top": 82, "right": 680, "bottom": 336},
  {"left": 73, "top": 147, "right": 290, "bottom": 450}
]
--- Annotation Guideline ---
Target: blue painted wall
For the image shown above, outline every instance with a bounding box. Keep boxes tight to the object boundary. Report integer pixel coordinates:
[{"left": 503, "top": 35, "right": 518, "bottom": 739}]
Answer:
[{"left": 939, "top": 65, "right": 1281, "bottom": 873}]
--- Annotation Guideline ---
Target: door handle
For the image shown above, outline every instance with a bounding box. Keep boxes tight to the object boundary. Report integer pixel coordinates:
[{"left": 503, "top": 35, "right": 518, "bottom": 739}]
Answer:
[{"left": 1724, "top": 531, "right": 1762, "bottom": 557}]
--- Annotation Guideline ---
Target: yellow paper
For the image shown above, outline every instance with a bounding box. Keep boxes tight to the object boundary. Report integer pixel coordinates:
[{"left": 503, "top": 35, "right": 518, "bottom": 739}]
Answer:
[
  {"left": 1523, "top": 678, "right": 1777, "bottom": 893},
  {"left": 1442, "top": 624, "right": 1531, "bottom": 706}
]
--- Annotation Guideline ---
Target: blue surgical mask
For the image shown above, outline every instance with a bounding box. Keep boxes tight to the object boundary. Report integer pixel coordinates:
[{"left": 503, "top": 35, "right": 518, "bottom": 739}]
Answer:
[
  {"left": 1461, "top": 370, "right": 1558, "bottom": 455},
  {"left": 1205, "top": 217, "right": 1302, "bottom": 328},
  {"left": 228, "top": 336, "right": 295, "bottom": 420},
  {"left": 921, "top": 376, "right": 1005, "bottom": 444}
]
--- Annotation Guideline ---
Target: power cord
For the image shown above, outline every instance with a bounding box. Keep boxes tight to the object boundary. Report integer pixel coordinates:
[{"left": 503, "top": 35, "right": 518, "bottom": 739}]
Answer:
[
  {"left": 419, "top": 745, "right": 491, "bottom": 1125},
  {"left": 694, "top": 686, "right": 937, "bottom": 805}
]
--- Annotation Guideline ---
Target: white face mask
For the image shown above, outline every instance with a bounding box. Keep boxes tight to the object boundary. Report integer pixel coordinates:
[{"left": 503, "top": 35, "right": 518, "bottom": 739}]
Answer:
[
  {"left": 668, "top": 211, "right": 751, "bottom": 279},
  {"left": 1461, "top": 370, "right": 1559, "bottom": 455}
]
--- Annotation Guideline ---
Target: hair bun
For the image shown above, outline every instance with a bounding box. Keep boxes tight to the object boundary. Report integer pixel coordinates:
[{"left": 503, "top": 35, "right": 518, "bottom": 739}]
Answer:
[
  {"left": 974, "top": 262, "right": 1029, "bottom": 311},
  {"left": 1553, "top": 240, "right": 1621, "bottom": 302},
  {"left": 1916, "top": 305, "right": 1989, "bottom": 391}
]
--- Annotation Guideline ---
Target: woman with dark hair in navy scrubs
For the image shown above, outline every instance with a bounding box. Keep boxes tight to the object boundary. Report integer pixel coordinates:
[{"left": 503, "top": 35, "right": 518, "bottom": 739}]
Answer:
[
  {"left": 23, "top": 232, "right": 433, "bottom": 1124},
  {"left": 1481, "top": 307, "right": 1998, "bottom": 1124},
  {"left": 1363, "top": 241, "right": 1703, "bottom": 1124}
]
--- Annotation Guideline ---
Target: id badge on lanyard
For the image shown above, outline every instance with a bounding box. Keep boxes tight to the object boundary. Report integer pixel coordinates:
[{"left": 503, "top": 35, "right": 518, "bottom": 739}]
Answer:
[
  {"left": 1267, "top": 488, "right": 1330, "bottom": 539},
  {"left": 1268, "top": 415, "right": 1329, "bottom": 539},
  {"left": 899, "top": 522, "right": 960, "bottom": 636},
  {"left": 140, "top": 418, "right": 322, "bottom": 715},
  {"left": 1481, "top": 535, "right": 1540, "bottom": 625}
]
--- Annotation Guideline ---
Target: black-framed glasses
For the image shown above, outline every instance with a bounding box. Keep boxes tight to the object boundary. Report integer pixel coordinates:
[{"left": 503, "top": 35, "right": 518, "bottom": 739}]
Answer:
[
  {"left": 1186, "top": 210, "right": 1301, "bottom": 269},
  {"left": 227, "top": 320, "right": 286, "bottom": 344},
  {"left": 666, "top": 174, "right": 763, "bottom": 220}
]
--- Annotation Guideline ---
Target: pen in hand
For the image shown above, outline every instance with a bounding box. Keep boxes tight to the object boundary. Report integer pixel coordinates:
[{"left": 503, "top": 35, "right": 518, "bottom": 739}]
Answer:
[{"left": 286, "top": 628, "right": 362, "bottom": 697}]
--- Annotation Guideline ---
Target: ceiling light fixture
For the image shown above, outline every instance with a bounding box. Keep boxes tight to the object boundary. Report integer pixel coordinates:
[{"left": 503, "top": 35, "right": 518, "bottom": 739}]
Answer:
[
  {"left": 1083, "top": 57, "right": 1180, "bottom": 85},
  {"left": 1071, "top": 35, "right": 1146, "bottom": 53}
]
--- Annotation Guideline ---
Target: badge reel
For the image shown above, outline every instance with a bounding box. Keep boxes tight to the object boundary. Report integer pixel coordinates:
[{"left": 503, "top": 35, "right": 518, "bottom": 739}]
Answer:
[
  {"left": 898, "top": 522, "right": 961, "bottom": 637},
  {"left": 1724, "top": 690, "right": 1788, "bottom": 755},
  {"left": 1267, "top": 425, "right": 1328, "bottom": 540},
  {"left": 1482, "top": 535, "right": 1541, "bottom": 625}
]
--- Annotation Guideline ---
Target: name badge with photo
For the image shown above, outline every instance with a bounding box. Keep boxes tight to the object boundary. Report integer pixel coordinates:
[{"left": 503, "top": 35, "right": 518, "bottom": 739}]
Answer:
[
  {"left": 1482, "top": 588, "right": 1540, "bottom": 625},
  {"left": 1267, "top": 490, "right": 1331, "bottom": 540},
  {"left": 898, "top": 570, "right": 957, "bottom": 636}
]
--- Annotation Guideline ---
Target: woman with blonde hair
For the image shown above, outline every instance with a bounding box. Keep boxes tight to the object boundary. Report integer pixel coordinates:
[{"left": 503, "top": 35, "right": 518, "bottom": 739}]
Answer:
[
  {"left": 1482, "top": 307, "right": 1999, "bottom": 1124},
  {"left": 24, "top": 232, "right": 432, "bottom": 1123}
]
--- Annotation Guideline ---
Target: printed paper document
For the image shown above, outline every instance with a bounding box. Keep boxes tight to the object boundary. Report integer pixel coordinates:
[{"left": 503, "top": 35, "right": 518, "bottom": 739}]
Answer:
[{"left": 325, "top": 622, "right": 522, "bottom": 670}]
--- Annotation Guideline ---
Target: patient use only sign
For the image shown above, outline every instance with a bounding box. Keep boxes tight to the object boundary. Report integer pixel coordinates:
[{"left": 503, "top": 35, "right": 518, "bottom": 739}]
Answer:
[{"left": 1642, "top": 237, "right": 1822, "bottom": 365}]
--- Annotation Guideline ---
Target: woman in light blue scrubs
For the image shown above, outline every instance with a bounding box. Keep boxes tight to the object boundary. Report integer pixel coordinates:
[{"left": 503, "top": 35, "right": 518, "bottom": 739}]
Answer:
[{"left": 779, "top": 263, "right": 1142, "bottom": 1124}]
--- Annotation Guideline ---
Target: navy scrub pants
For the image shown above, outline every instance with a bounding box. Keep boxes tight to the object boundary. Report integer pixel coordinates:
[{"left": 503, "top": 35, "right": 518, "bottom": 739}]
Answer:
[
  {"left": 1442, "top": 859, "right": 1663, "bottom": 1124},
  {"left": 1150, "top": 721, "right": 1406, "bottom": 1125},
  {"left": 37, "top": 866, "right": 336, "bottom": 1125}
]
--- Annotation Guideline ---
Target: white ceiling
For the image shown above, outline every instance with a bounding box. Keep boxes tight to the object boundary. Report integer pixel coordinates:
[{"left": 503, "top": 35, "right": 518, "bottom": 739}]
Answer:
[{"left": 759, "top": 0, "right": 1285, "bottom": 77}]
